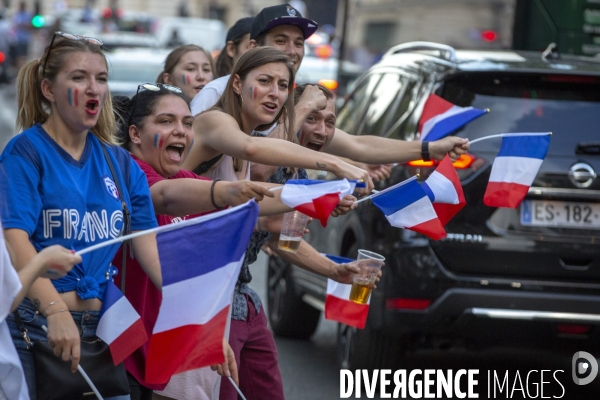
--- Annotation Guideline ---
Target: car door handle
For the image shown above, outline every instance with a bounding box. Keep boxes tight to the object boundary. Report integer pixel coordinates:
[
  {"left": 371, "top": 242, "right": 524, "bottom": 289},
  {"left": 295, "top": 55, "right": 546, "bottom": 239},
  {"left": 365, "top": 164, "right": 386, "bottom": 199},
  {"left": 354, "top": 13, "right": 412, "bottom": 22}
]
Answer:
[
  {"left": 576, "top": 142, "right": 600, "bottom": 155},
  {"left": 559, "top": 258, "right": 591, "bottom": 271}
]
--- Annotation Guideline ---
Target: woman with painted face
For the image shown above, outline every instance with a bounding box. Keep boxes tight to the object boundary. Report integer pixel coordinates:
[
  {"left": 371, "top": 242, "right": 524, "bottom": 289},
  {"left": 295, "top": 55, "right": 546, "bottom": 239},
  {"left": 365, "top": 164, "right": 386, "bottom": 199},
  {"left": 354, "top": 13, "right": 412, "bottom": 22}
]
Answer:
[
  {"left": 112, "top": 84, "right": 297, "bottom": 400},
  {"left": 157, "top": 45, "right": 214, "bottom": 102},
  {"left": 0, "top": 32, "right": 163, "bottom": 400}
]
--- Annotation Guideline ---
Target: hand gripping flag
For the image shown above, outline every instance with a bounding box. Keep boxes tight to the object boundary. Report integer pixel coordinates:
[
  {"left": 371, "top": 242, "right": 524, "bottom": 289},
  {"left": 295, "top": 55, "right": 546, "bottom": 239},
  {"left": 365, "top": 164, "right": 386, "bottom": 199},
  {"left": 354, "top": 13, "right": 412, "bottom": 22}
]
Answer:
[
  {"left": 145, "top": 201, "right": 259, "bottom": 384},
  {"left": 421, "top": 155, "right": 466, "bottom": 225},
  {"left": 323, "top": 255, "right": 370, "bottom": 329},
  {"left": 371, "top": 177, "right": 446, "bottom": 240},
  {"left": 484, "top": 133, "right": 551, "bottom": 208},
  {"left": 97, "top": 280, "right": 148, "bottom": 365},
  {"left": 280, "top": 179, "right": 356, "bottom": 227},
  {"left": 419, "top": 94, "right": 488, "bottom": 141}
]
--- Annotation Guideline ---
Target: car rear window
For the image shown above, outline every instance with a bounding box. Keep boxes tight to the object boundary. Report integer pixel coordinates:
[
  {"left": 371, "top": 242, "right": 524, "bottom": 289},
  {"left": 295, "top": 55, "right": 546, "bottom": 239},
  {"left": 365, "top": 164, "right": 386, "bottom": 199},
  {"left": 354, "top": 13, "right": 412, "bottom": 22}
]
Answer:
[{"left": 441, "top": 73, "right": 600, "bottom": 156}]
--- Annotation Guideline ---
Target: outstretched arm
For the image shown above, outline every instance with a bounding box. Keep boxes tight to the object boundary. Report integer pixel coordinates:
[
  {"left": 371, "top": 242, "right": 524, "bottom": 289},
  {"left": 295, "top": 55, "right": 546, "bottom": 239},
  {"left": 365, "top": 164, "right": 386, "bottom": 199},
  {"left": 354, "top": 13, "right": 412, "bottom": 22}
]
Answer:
[
  {"left": 184, "top": 111, "right": 373, "bottom": 193},
  {"left": 325, "top": 128, "right": 470, "bottom": 164}
]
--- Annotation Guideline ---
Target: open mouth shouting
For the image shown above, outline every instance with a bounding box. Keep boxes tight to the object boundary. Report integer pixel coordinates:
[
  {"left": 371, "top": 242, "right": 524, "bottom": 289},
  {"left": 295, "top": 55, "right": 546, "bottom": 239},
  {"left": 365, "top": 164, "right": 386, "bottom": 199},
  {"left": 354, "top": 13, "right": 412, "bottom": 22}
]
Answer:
[
  {"left": 306, "top": 140, "right": 324, "bottom": 152},
  {"left": 166, "top": 142, "right": 185, "bottom": 162},
  {"left": 85, "top": 100, "right": 99, "bottom": 115}
]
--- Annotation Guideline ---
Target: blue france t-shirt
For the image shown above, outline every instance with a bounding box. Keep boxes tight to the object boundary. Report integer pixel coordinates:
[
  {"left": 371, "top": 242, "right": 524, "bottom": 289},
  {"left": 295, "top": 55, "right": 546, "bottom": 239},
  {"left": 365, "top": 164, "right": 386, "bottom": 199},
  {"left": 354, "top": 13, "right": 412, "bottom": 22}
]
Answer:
[{"left": 0, "top": 123, "right": 157, "bottom": 300}]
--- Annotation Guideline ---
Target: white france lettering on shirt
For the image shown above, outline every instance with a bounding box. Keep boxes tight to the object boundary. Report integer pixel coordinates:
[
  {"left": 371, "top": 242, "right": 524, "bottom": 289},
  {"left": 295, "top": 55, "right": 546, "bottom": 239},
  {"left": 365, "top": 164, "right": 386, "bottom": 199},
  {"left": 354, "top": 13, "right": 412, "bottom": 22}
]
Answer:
[{"left": 43, "top": 209, "right": 123, "bottom": 241}]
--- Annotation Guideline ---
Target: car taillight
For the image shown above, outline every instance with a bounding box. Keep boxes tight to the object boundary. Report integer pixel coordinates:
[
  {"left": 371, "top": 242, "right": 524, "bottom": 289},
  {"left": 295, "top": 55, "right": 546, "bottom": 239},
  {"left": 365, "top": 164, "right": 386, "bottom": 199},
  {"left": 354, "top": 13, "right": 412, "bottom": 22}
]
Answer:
[
  {"left": 386, "top": 298, "right": 431, "bottom": 310},
  {"left": 556, "top": 324, "right": 592, "bottom": 336},
  {"left": 315, "top": 44, "right": 333, "bottom": 59},
  {"left": 407, "top": 159, "right": 436, "bottom": 167},
  {"left": 0, "top": 52, "right": 5, "bottom": 64},
  {"left": 451, "top": 154, "right": 474, "bottom": 169},
  {"left": 318, "top": 79, "right": 338, "bottom": 91}
]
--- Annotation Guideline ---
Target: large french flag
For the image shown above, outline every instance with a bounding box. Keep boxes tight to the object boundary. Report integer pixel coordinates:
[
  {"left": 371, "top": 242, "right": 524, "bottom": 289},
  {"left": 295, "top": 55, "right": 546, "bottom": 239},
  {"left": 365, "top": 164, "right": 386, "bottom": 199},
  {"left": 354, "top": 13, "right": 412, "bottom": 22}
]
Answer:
[
  {"left": 281, "top": 179, "right": 356, "bottom": 227},
  {"left": 419, "top": 94, "right": 488, "bottom": 141},
  {"left": 421, "top": 155, "right": 466, "bottom": 225},
  {"left": 484, "top": 133, "right": 551, "bottom": 208},
  {"left": 97, "top": 280, "right": 148, "bottom": 365},
  {"left": 371, "top": 177, "right": 446, "bottom": 240},
  {"left": 145, "top": 201, "right": 258, "bottom": 385}
]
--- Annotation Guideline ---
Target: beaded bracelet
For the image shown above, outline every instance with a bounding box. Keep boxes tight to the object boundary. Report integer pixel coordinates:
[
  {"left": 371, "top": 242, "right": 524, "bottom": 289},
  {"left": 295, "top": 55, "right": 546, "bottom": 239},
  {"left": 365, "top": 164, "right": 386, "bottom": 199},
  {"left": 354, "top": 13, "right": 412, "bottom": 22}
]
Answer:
[{"left": 210, "top": 178, "right": 225, "bottom": 210}]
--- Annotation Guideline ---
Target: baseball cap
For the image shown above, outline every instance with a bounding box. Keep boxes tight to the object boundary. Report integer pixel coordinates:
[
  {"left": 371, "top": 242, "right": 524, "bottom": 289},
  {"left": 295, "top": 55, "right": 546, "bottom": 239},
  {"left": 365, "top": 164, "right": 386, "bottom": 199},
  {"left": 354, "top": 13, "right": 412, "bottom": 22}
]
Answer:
[
  {"left": 226, "top": 17, "right": 254, "bottom": 43},
  {"left": 250, "top": 4, "right": 318, "bottom": 40}
]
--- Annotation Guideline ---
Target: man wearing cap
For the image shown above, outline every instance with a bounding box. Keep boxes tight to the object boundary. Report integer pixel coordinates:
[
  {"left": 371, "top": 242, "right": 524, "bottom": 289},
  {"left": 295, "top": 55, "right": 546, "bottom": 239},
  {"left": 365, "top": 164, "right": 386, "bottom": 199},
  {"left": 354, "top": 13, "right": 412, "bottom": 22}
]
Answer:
[
  {"left": 214, "top": 17, "right": 254, "bottom": 78},
  {"left": 191, "top": 3, "right": 469, "bottom": 171}
]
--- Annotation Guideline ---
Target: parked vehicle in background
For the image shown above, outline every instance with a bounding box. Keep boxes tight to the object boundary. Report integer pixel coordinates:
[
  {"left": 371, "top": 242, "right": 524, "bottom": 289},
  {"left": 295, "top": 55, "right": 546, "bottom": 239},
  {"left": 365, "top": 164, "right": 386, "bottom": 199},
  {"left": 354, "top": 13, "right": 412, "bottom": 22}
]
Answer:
[
  {"left": 295, "top": 54, "right": 364, "bottom": 103},
  {"left": 96, "top": 32, "right": 157, "bottom": 50},
  {"left": 153, "top": 17, "right": 226, "bottom": 52},
  {"left": 268, "top": 42, "right": 600, "bottom": 371},
  {"left": 106, "top": 47, "right": 171, "bottom": 97}
]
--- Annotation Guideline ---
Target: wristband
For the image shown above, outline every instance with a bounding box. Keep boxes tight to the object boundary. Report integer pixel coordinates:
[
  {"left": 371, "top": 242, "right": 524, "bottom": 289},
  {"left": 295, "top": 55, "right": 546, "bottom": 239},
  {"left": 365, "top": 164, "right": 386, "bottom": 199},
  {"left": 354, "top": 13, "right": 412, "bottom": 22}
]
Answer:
[
  {"left": 421, "top": 141, "right": 431, "bottom": 161},
  {"left": 210, "top": 179, "right": 225, "bottom": 210}
]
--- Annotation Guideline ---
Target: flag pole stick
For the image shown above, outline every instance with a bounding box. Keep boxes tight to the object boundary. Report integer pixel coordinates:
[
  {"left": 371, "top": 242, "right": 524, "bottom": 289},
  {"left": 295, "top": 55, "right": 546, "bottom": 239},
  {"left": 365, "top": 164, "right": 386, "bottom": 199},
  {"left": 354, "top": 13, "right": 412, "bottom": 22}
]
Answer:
[
  {"left": 468, "top": 134, "right": 504, "bottom": 144},
  {"left": 76, "top": 202, "right": 253, "bottom": 256},
  {"left": 42, "top": 326, "right": 104, "bottom": 400},
  {"left": 469, "top": 132, "right": 552, "bottom": 145},
  {"left": 356, "top": 190, "right": 379, "bottom": 204},
  {"left": 269, "top": 186, "right": 283, "bottom": 192},
  {"left": 228, "top": 376, "right": 248, "bottom": 400}
]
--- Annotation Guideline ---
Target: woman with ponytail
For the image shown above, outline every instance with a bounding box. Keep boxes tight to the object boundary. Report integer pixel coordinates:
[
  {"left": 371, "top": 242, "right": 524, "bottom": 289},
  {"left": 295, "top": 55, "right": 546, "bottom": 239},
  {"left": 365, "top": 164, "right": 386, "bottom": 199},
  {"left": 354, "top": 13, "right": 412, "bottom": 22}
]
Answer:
[{"left": 0, "top": 32, "right": 162, "bottom": 400}]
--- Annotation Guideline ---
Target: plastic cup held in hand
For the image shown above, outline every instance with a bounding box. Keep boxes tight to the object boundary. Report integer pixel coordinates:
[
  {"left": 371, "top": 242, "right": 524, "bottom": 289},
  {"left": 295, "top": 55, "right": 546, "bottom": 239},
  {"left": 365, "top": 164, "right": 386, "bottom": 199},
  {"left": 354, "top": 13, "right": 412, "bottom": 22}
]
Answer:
[
  {"left": 278, "top": 211, "right": 309, "bottom": 253},
  {"left": 349, "top": 249, "right": 385, "bottom": 304}
]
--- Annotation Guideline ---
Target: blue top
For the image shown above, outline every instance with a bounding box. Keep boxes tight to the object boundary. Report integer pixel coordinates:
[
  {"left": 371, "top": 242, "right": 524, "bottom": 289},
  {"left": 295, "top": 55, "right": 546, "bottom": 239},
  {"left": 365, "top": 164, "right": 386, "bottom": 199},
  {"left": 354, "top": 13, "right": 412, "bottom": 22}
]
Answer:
[{"left": 0, "top": 123, "right": 157, "bottom": 300}]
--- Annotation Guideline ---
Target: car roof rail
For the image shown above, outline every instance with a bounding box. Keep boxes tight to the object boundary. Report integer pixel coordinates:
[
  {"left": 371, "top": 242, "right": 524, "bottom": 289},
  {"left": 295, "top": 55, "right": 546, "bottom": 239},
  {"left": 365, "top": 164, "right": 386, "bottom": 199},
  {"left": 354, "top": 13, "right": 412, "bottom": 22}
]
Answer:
[{"left": 383, "top": 41, "right": 457, "bottom": 62}]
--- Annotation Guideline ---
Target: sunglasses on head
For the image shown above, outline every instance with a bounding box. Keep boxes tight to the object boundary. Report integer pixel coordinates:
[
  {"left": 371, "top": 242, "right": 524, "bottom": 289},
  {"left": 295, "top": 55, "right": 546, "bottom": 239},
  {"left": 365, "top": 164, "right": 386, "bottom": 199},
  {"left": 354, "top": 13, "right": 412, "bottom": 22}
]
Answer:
[
  {"left": 127, "top": 83, "right": 183, "bottom": 127},
  {"left": 43, "top": 32, "right": 104, "bottom": 77}
]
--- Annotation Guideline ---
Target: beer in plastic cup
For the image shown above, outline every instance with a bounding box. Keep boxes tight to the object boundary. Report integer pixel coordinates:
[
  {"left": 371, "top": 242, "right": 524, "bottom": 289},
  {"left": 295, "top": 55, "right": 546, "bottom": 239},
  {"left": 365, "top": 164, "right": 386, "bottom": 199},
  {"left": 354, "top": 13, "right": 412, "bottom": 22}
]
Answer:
[
  {"left": 278, "top": 211, "right": 309, "bottom": 253},
  {"left": 349, "top": 249, "right": 385, "bottom": 304}
]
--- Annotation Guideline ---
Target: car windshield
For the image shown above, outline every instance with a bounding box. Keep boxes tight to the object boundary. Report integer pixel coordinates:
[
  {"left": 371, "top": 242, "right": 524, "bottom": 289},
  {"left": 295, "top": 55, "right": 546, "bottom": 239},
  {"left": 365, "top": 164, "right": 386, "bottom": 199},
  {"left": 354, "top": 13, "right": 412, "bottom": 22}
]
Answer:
[{"left": 442, "top": 73, "right": 600, "bottom": 156}]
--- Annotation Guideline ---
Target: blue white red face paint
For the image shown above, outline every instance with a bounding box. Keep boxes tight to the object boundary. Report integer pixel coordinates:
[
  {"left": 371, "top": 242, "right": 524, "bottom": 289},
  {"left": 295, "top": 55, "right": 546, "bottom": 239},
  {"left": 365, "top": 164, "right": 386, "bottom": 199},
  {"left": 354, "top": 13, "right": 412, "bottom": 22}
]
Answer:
[
  {"left": 249, "top": 86, "right": 257, "bottom": 99},
  {"left": 67, "top": 88, "right": 79, "bottom": 107},
  {"left": 153, "top": 133, "right": 160, "bottom": 148},
  {"left": 182, "top": 74, "right": 190, "bottom": 86}
]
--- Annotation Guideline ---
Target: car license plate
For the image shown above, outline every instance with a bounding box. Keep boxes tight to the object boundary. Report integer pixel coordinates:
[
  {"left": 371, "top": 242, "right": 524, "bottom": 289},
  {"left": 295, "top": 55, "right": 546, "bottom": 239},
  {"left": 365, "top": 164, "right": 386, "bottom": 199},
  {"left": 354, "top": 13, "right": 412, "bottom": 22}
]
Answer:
[{"left": 521, "top": 200, "right": 600, "bottom": 229}]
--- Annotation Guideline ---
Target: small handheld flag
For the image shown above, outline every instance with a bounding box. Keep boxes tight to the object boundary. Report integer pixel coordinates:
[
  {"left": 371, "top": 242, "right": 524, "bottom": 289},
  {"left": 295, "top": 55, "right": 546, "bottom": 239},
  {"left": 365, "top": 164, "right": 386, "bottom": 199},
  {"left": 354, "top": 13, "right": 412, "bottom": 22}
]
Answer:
[
  {"left": 280, "top": 179, "right": 357, "bottom": 227},
  {"left": 97, "top": 280, "right": 148, "bottom": 365},
  {"left": 419, "top": 94, "right": 488, "bottom": 141},
  {"left": 421, "top": 155, "right": 466, "bottom": 225},
  {"left": 483, "top": 133, "right": 551, "bottom": 208},
  {"left": 371, "top": 177, "right": 446, "bottom": 240},
  {"left": 323, "top": 255, "right": 369, "bottom": 329}
]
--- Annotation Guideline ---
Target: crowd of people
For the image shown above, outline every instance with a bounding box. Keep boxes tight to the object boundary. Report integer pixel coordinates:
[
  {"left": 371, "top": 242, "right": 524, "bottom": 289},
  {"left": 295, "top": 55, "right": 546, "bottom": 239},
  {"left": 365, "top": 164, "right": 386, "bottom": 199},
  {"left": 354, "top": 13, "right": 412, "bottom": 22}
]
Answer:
[{"left": 0, "top": 3, "right": 469, "bottom": 400}]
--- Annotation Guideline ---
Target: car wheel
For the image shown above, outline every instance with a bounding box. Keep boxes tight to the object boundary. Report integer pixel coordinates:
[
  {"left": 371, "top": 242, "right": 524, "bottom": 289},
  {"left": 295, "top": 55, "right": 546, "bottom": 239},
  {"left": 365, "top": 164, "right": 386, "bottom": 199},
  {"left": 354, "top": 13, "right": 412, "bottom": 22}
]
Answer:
[
  {"left": 267, "top": 255, "right": 321, "bottom": 339},
  {"left": 337, "top": 323, "right": 407, "bottom": 370}
]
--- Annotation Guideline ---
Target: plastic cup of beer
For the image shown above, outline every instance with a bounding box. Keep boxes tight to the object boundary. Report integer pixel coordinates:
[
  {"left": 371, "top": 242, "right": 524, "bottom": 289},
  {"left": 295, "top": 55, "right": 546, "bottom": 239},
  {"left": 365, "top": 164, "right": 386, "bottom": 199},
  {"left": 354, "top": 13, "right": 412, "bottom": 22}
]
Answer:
[
  {"left": 278, "top": 211, "right": 310, "bottom": 253},
  {"left": 349, "top": 249, "right": 385, "bottom": 304}
]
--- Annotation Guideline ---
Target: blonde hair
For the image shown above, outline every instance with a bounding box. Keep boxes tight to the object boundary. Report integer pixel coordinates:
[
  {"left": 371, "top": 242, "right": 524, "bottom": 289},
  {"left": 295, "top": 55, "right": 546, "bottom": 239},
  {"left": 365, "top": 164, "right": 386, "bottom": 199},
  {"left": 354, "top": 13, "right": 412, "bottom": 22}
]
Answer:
[
  {"left": 213, "top": 47, "right": 296, "bottom": 171},
  {"left": 157, "top": 44, "right": 215, "bottom": 84},
  {"left": 16, "top": 37, "right": 116, "bottom": 144}
]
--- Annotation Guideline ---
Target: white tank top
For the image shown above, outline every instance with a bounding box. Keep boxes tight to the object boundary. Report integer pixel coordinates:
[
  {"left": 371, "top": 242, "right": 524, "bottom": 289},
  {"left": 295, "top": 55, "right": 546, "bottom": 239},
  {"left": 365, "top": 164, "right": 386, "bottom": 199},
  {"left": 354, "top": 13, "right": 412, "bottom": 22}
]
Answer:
[{"left": 203, "top": 155, "right": 251, "bottom": 182}]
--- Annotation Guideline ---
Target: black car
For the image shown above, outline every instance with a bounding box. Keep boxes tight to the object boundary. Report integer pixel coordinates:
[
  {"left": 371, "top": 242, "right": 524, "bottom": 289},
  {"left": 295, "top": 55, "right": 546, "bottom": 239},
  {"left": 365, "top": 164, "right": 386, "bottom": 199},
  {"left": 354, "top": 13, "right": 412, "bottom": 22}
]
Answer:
[{"left": 267, "top": 42, "right": 600, "bottom": 370}]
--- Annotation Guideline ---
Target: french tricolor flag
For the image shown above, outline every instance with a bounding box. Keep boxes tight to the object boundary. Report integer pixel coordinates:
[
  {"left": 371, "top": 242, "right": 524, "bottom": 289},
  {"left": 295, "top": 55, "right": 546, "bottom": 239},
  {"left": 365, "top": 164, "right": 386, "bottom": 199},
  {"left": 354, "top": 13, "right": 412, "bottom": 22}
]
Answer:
[
  {"left": 145, "top": 201, "right": 258, "bottom": 385},
  {"left": 484, "top": 133, "right": 551, "bottom": 209},
  {"left": 97, "top": 280, "right": 148, "bottom": 365},
  {"left": 421, "top": 155, "right": 466, "bottom": 225},
  {"left": 281, "top": 179, "right": 356, "bottom": 227},
  {"left": 419, "top": 94, "right": 488, "bottom": 141},
  {"left": 323, "top": 254, "right": 369, "bottom": 329},
  {"left": 371, "top": 177, "right": 446, "bottom": 240}
]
